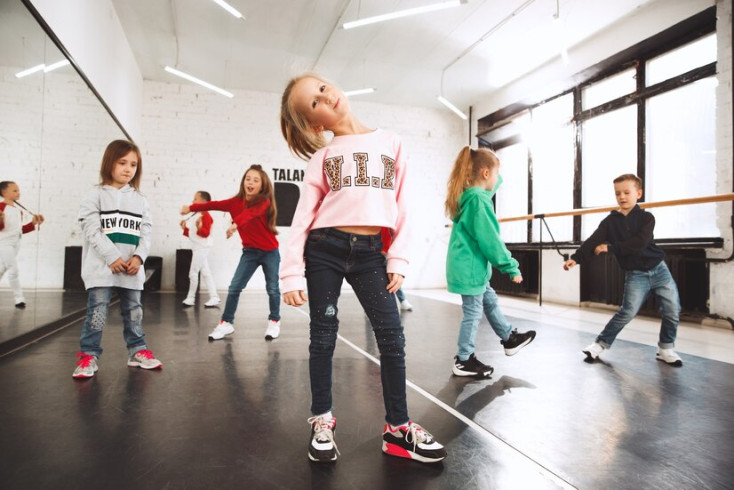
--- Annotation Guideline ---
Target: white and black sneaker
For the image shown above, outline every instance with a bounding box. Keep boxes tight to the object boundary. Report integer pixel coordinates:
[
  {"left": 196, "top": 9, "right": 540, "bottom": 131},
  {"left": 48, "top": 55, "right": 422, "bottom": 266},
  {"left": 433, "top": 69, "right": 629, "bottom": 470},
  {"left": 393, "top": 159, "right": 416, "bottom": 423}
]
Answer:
[
  {"left": 501, "top": 329, "right": 536, "bottom": 356},
  {"left": 452, "top": 353, "right": 493, "bottom": 378},
  {"left": 307, "top": 415, "right": 338, "bottom": 463}
]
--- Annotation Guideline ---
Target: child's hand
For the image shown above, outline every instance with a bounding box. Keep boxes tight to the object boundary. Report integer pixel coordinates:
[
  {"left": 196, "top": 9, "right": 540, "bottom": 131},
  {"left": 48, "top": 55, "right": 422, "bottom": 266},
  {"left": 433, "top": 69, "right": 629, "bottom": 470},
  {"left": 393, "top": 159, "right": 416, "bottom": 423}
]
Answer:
[
  {"left": 109, "top": 258, "right": 127, "bottom": 274},
  {"left": 180, "top": 220, "right": 187, "bottom": 229},
  {"left": 511, "top": 274, "right": 523, "bottom": 284},
  {"left": 283, "top": 290, "right": 308, "bottom": 306},
  {"left": 180, "top": 205, "right": 190, "bottom": 214},
  {"left": 563, "top": 259, "right": 577, "bottom": 270},
  {"left": 33, "top": 214, "right": 44, "bottom": 225},
  {"left": 226, "top": 223, "right": 237, "bottom": 239},
  {"left": 386, "top": 273, "right": 404, "bottom": 293},
  {"left": 594, "top": 244, "right": 608, "bottom": 255},
  {"left": 126, "top": 256, "right": 143, "bottom": 275}
]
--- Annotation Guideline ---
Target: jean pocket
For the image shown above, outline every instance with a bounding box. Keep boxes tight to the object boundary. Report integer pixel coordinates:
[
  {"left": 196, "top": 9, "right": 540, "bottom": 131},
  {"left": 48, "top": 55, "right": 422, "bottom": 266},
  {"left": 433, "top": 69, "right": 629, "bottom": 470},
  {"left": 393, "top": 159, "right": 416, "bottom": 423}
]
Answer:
[{"left": 307, "top": 229, "right": 327, "bottom": 245}]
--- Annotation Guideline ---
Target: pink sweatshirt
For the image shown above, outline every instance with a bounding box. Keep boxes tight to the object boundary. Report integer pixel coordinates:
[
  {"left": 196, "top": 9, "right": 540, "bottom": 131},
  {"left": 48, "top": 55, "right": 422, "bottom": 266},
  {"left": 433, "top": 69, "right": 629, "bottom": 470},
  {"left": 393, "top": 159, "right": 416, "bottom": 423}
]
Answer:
[{"left": 280, "top": 128, "right": 412, "bottom": 293}]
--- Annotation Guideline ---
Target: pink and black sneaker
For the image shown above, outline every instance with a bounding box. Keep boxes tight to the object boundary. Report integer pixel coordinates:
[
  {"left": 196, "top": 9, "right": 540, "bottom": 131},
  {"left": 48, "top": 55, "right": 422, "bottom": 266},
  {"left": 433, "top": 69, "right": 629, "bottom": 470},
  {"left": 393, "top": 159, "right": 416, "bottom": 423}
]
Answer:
[{"left": 382, "top": 421, "right": 446, "bottom": 463}]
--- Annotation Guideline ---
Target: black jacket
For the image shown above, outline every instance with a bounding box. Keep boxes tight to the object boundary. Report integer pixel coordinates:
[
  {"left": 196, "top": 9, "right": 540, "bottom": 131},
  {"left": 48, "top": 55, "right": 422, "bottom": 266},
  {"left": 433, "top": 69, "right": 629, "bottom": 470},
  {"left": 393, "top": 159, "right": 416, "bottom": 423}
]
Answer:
[{"left": 570, "top": 205, "right": 665, "bottom": 271}]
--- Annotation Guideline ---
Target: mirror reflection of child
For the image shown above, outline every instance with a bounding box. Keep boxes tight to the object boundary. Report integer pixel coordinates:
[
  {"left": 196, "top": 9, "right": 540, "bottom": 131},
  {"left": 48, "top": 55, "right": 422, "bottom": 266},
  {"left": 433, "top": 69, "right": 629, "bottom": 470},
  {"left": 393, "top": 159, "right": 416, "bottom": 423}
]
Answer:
[
  {"left": 0, "top": 181, "right": 44, "bottom": 308},
  {"left": 180, "top": 191, "right": 220, "bottom": 308}
]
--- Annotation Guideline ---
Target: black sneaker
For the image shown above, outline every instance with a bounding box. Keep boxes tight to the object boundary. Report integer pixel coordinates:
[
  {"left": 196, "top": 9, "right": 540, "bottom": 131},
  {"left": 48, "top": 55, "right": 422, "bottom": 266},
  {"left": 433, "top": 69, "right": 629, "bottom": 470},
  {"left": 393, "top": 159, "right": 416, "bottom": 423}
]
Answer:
[
  {"left": 382, "top": 421, "right": 447, "bottom": 463},
  {"left": 452, "top": 353, "right": 493, "bottom": 378},
  {"left": 307, "top": 415, "right": 338, "bottom": 463},
  {"left": 501, "top": 329, "right": 536, "bottom": 356},
  {"left": 15, "top": 302, "right": 26, "bottom": 309}
]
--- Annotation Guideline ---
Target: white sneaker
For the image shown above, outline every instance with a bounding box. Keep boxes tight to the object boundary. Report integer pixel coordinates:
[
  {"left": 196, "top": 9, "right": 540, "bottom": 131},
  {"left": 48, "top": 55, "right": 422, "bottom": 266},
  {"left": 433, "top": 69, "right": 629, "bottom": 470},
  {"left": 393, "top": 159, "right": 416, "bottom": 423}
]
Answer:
[
  {"left": 204, "top": 297, "right": 221, "bottom": 307},
  {"left": 656, "top": 348, "right": 683, "bottom": 367},
  {"left": 72, "top": 353, "right": 98, "bottom": 379},
  {"left": 127, "top": 349, "right": 163, "bottom": 369},
  {"left": 209, "top": 321, "right": 235, "bottom": 340},
  {"left": 265, "top": 319, "right": 281, "bottom": 340},
  {"left": 400, "top": 300, "right": 413, "bottom": 311},
  {"left": 182, "top": 298, "right": 195, "bottom": 307},
  {"left": 582, "top": 342, "right": 604, "bottom": 361}
]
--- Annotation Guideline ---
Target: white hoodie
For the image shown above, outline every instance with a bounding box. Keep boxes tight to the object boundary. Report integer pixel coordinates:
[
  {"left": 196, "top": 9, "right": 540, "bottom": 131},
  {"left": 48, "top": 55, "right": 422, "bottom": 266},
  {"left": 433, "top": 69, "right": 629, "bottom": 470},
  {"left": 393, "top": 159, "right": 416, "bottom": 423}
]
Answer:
[{"left": 78, "top": 184, "right": 152, "bottom": 290}]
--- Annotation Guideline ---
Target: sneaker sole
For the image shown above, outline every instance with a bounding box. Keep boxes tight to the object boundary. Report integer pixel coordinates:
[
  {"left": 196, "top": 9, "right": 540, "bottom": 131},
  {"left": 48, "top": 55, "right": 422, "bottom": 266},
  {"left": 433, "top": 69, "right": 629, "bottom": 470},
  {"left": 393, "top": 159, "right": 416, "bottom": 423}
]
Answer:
[
  {"left": 451, "top": 365, "right": 493, "bottom": 378},
  {"left": 656, "top": 356, "right": 683, "bottom": 367},
  {"left": 127, "top": 361, "right": 162, "bottom": 369},
  {"left": 382, "top": 441, "right": 446, "bottom": 463},
  {"left": 504, "top": 333, "right": 536, "bottom": 356},
  {"left": 208, "top": 329, "right": 234, "bottom": 340},
  {"left": 265, "top": 334, "right": 279, "bottom": 340},
  {"left": 308, "top": 452, "right": 337, "bottom": 463},
  {"left": 204, "top": 304, "right": 220, "bottom": 308},
  {"left": 72, "top": 372, "right": 95, "bottom": 379}
]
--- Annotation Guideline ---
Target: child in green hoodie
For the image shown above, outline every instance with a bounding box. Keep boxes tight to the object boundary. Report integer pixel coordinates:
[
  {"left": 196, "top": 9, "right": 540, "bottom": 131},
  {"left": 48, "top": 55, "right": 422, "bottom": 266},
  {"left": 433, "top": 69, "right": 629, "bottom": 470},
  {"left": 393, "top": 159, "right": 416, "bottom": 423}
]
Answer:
[{"left": 445, "top": 147, "right": 536, "bottom": 378}]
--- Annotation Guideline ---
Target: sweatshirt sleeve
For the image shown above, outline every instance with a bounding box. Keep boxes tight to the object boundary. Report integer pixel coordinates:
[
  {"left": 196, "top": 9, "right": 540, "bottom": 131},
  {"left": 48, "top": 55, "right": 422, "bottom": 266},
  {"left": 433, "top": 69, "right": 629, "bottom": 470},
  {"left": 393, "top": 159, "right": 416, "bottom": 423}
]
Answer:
[
  {"left": 384, "top": 139, "right": 411, "bottom": 277},
  {"left": 197, "top": 211, "right": 213, "bottom": 238},
  {"left": 469, "top": 196, "right": 520, "bottom": 277},
  {"left": 133, "top": 196, "right": 152, "bottom": 262},
  {"left": 78, "top": 190, "right": 123, "bottom": 266},
  {"left": 21, "top": 222, "right": 36, "bottom": 234},
  {"left": 190, "top": 198, "right": 237, "bottom": 215},
  {"left": 280, "top": 152, "right": 329, "bottom": 293},
  {"left": 609, "top": 212, "right": 655, "bottom": 256},
  {"left": 570, "top": 216, "right": 609, "bottom": 265},
  {"left": 0, "top": 202, "right": 4, "bottom": 231}
]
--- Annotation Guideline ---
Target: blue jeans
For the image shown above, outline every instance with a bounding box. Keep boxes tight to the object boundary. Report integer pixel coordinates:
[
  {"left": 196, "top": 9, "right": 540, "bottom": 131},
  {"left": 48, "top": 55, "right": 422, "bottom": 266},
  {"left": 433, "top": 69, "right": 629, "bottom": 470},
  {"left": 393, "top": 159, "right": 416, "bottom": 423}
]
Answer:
[
  {"left": 458, "top": 284, "right": 513, "bottom": 360},
  {"left": 395, "top": 288, "right": 406, "bottom": 302},
  {"left": 79, "top": 287, "right": 147, "bottom": 358},
  {"left": 596, "top": 261, "right": 680, "bottom": 349},
  {"left": 305, "top": 228, "right": 408, "bottom": 426},
  {"left": 222, "top": 248, "right": 281, "bottom": 324}
]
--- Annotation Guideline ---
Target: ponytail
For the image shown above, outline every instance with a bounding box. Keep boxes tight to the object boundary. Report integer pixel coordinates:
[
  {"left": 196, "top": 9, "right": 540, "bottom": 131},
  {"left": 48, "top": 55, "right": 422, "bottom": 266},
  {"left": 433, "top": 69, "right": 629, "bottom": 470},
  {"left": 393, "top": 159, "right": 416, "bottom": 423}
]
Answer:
[{"left": 444, "top": 146, "right": 499, "bottom": 219}]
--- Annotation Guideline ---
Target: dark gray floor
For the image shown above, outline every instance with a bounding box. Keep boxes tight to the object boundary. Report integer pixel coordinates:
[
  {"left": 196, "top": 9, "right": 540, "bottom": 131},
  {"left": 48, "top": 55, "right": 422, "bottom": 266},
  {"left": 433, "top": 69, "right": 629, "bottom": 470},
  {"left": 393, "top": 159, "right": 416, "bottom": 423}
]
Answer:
[
  {"left": 0, "top": 290, "right": 88, "bottom": 345},
  {"left": 1, "top": 291, "right": 732, "bottom": 490}
]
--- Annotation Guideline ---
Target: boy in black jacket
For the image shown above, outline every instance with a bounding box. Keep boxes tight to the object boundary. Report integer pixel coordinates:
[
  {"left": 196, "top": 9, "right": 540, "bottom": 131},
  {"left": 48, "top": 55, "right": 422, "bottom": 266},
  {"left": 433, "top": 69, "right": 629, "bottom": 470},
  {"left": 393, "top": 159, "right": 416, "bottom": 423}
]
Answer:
[{"left": 563, "top": 174, "right": 682, "bottom": 367}]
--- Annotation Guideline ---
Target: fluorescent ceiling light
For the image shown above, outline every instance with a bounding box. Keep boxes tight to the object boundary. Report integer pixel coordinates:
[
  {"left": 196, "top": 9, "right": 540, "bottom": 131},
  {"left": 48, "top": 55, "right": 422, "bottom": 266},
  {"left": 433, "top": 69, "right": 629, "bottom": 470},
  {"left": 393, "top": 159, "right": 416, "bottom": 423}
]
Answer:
[
  {"left": 343, "top": 0, "right": 463, "bottom": 29},
  {"left": 15, "top": 63, "right": 45, "bottom": 78},
  {"left": 437, "top": 95, "right": 467, "bottom": 120},
  {"left": 344, "top": 88, "right": 376, "bottom": 97},
  {"left": 164, "top": 66, "right": 234, "bottom": 98},
  {"left": 43, "top": 59, "right": 70, "bottom": 72},
  {"left": 211, "top": 0, "right": 244, "bottom": 19}
]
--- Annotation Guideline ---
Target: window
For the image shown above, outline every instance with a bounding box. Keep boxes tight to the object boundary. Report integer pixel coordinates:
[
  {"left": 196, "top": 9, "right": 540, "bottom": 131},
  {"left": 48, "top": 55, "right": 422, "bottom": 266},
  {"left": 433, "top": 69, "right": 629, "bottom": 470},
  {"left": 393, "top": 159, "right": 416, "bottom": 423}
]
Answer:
[
  {"left": 647, "top": 33, "right": 716, "bottom": 86},
  {"left": 496, "top": 143, "right": 529, "bottom": 243},
  {"left": 582, "top": 68, "right": 636, "bottom": 109}
]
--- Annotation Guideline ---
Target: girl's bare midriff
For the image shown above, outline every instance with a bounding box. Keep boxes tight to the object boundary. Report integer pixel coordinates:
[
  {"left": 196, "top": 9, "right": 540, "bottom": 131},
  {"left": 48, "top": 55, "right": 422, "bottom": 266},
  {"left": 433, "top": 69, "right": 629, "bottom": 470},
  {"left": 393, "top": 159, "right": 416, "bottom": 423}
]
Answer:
[{"left": 335, "top": 226, "right": 381, "bottom": 235}]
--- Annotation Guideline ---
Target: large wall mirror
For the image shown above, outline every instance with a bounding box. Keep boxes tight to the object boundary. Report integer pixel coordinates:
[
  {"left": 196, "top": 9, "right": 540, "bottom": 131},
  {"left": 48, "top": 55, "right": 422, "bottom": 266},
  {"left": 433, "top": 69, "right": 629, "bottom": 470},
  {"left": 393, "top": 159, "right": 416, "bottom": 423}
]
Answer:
[{"left": 0, "top": 1, "right": 128, "bottom": 348}]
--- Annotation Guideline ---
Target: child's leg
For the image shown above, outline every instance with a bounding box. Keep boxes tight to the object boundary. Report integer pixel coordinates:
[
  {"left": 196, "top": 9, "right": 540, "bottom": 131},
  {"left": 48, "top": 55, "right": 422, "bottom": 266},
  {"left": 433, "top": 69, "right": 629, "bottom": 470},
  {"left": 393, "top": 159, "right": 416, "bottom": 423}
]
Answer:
[
  {"left": 481, "top": 284, "right": 513, "bottom": 341},
  {"left": 0, "top": 242, "right": 25, "bottom": 303},
  {"left": 344, "top": 235, "right": 408, "bottom": 426},
  {"left": 185, "top": 249, "right": 204, "bottom": 301},
  {"left": 221, "top": 249, "right": 261, "bottom": 323},
  {"left": 118, "top": 287, "right": 147, "bottom": 355},
  {"left": 304, "top": 230, "right": 347, "bottom": 417},
  {"left": 596, "top": 270, "right": 651, "bottom": 348},
  {"left": 457, "top": 294, "right": 483, "bottom": 360},
  {"left": 198, "top": 249, "right": 219, "bottom": 300},
  {"left": 79, "top": 287, "right": 113, "bottom": 357},
  {"left": 260, "top": 249, "right": 281, "bottom": 321},
  {"left": 650, "top": 262, "right": 681, "bottom": 348}
]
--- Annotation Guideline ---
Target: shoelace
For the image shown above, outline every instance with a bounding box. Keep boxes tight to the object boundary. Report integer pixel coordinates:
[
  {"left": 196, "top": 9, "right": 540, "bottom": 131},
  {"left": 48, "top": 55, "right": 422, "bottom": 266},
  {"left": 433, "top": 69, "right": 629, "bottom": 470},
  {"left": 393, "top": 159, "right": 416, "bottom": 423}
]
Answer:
[
  {"left": 404, "top": 422, "right": 433, "bottom": 449},
  {"left": 136, "top": 349, "right": 155, "bottom": 359},
  {"left": 307, "top": 416, "right": 340, "bottom": 455},
  {"left": 76, "top": 352, "right": 94, "bottom": 367}
]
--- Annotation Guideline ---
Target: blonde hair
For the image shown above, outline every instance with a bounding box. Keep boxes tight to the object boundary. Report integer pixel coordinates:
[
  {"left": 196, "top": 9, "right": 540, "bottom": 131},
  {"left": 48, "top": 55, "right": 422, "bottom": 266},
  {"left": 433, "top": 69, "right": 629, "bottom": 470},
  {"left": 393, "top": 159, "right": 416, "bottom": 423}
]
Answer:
[
  {"left": 280, "top": 73, "right": 331, "bottom": 160},
  {"left": 235, "top": 164, "right": 278, "bottom": 235},
  {"left": 445, "top": 146, "right": 500, "bottom": 219}
]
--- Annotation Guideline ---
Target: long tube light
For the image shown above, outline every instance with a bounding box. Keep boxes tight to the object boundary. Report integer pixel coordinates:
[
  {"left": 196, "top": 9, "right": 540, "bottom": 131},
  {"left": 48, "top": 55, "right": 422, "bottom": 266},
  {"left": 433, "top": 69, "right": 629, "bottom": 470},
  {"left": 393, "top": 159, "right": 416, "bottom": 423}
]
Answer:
[
  {"left": 43, "top": 59, "right": 70, "bottom": 72},
  {"left": 211, "top": 0, "right": 244, "bottom": 19},
  {"left": 343, "top": 0, "right": 463, "bottom": 29},
  {"left": 437, "top": 95, "right": 467, "bottom": 120},
  {"left": 164, "top": 66, "right": 234, "bottom": 98},
  {"left": 15, "top": 59, "right": 70, "bottom": 78},
  {"left": 344, "top": 88, "right": 376, "bottom": 97}
]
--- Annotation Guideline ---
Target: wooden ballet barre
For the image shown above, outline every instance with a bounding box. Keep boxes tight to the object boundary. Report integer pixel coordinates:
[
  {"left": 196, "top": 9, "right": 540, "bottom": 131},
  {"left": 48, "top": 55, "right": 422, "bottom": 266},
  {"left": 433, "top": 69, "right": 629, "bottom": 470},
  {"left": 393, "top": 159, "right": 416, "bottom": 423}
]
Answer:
[{"left": 498, "top": 193, "right": 734, "bottom": 223}]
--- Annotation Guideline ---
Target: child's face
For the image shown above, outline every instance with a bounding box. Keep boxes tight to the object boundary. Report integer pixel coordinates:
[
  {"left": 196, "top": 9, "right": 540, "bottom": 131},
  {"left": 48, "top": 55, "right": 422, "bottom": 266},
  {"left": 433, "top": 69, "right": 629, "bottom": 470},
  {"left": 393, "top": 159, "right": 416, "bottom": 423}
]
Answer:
[
  {"left": 193, "top": 192, "right": 206, "bottom": 203},
  {"left": 243, "top": 170, "right": 263, "bottom": 200},
  {"left": 1, "top": 183, "right": 20, "bottom": 202},
  {"left": 614, "top": 179, "right": 642, "bottom": 214},
  {"left": 291, "top": 76, "right": 349, "bottom": 132},
  {"left": 110, "top": 150, "right": 138, "bottom": 188},
  {"left": 484, "top": 166, "right": 500, "bottom": 191}
]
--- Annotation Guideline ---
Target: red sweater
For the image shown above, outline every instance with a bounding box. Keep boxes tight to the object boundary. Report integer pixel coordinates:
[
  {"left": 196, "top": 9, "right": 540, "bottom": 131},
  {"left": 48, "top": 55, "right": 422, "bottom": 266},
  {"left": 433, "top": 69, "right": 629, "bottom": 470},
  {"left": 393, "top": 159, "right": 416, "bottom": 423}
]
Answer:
[
  {"left": 182, "top": 210, "right": 213, "bottom": 238},
  {"left": 190, "top": 197, "right": 278, "bottom": 251}
]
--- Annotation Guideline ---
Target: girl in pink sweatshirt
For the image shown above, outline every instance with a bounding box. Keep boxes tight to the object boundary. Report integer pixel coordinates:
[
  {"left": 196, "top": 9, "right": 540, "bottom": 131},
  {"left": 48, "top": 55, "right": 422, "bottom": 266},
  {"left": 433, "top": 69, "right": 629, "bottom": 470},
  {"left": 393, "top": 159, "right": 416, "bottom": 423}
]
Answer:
[{"left": 279, "top": 73, "right": 445, "bottom": 465}]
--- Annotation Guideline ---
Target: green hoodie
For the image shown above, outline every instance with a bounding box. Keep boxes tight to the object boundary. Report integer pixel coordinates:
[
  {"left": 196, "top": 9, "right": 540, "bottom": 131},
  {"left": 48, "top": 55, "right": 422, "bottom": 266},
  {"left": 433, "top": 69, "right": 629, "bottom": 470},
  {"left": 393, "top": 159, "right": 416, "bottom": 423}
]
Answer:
[{"left": 446, "top": 175, "right": 520, "bottom": 295}]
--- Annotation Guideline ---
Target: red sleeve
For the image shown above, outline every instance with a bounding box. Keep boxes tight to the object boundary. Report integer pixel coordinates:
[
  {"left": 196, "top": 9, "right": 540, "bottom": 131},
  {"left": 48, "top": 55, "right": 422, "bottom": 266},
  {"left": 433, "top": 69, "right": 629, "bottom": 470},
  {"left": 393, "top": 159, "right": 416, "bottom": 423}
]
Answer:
[
  {"left": 0, "top": 202, "right": 5, "bottom": 231},
  {"left": 233, "top": 199, "right": 269, "bottom": 228},
  {"left": 190, "top": 197, "right": 239, "bottom": 214},
  {"left": 197, "top": 212, "right": 213, "bottom": 238},
  {"left": 22, "top": 222, "right": 36, "bottom": 234},
  {"left": 381, "top": 227, "right": 392, "bottom": 254},
  {"left": 182, "top": 227, "right": 190, "bottom": 237}
]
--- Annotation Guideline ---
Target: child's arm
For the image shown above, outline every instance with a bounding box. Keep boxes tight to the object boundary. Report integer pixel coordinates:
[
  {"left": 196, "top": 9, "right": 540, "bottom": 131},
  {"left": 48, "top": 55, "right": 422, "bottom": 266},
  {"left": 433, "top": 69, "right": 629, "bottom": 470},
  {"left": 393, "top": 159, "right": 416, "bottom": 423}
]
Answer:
[
  {"left": 231, "top": 199, "right": 269, "bottom": 228},
  {"left": 78, "top": 191, "right": 123, "bottom": 266},
  {"left": 469, "top": 198, "right": 521, "bottom": 278},
  {"left": 0, "top": 203, "right": 5, "bottom": 230},
  {"left": 196, "top": 212, "right": 213, "bottom": 238},
  {"left": 181, "top": 219, "right": 190, "bottom": 237},
  {"left": 185, "top": 197, "right": 236, "bottom": 215},
  {"left": 127, "top": 198, "right": 152, "bottom": 275},
  {"left": 564, "top": 219, "right": 609, "bottom": 269}
]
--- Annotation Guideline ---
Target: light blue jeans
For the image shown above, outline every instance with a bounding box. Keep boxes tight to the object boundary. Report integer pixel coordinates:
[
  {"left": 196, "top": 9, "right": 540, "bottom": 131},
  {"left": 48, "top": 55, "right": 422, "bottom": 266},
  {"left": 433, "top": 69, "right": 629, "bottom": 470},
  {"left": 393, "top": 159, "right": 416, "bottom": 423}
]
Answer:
[
  {"left": 79, "top": 287, "right": 147, "bottom": 358},
  {"left": 458, "top": 284, "right": 512, "bottom": 360},
  {"left": 596, "top": 261, "right": 680, "bottom": 349}
]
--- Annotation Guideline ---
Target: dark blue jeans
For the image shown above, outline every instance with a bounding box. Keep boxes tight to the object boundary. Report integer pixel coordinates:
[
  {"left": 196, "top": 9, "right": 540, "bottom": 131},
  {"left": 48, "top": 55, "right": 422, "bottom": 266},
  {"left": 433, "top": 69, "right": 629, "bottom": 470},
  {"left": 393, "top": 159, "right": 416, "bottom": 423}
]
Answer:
[
  {"left": 597, "top": 261, "right": 680, "bottom": 349},
  {"left": 79, "top": 287, "right": 147, "bottom": 358},
  {"left": 222, "top": 248, "right": 281, "bottom": 324},
  {"left": 305, "top": 228, "right": 408, "bottom": 426}
]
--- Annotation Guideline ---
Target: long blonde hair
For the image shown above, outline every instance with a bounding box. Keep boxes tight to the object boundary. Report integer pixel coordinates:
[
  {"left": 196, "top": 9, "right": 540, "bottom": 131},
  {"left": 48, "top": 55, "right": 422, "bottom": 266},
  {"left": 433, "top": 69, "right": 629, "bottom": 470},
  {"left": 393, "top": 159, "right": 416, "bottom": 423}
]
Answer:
[
  {"left": 445, "top": 146, "right": 500, "bottom": 219},
  {"left": 280, "top": 73, "right": 331, "bottom": 160}
]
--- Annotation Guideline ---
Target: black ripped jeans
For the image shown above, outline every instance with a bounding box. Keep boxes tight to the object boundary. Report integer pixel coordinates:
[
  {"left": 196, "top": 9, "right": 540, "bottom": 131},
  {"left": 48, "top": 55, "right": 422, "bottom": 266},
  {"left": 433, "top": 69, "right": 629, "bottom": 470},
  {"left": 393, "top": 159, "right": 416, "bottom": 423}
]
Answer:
[{"left": 305, "top": 227, "right": 408, "bottom": 425}]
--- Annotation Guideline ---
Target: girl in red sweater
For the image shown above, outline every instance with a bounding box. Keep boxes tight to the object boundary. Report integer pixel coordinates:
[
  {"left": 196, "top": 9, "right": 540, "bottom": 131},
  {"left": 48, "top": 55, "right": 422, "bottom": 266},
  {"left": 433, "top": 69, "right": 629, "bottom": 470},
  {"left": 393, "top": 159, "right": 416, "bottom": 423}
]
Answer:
[{"left": 181, "top": 165, "right": 280, "bottom": 340}]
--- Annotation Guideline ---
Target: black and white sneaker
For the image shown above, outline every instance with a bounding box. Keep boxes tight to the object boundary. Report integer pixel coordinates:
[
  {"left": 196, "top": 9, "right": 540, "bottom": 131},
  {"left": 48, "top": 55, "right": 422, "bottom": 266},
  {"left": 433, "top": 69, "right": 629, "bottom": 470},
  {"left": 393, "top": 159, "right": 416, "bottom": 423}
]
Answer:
[
  {"left": 452, "top": 353, "right": 493, "bottom": 378},
  {"left": 307, "top": 415, "right": 338, "bottom": 463},
  {"left": 501, "top": 329, "right": 536, "bottom": 356},
  {"left": 382, "top": 421, "right": 447, "bottom": 463}
]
